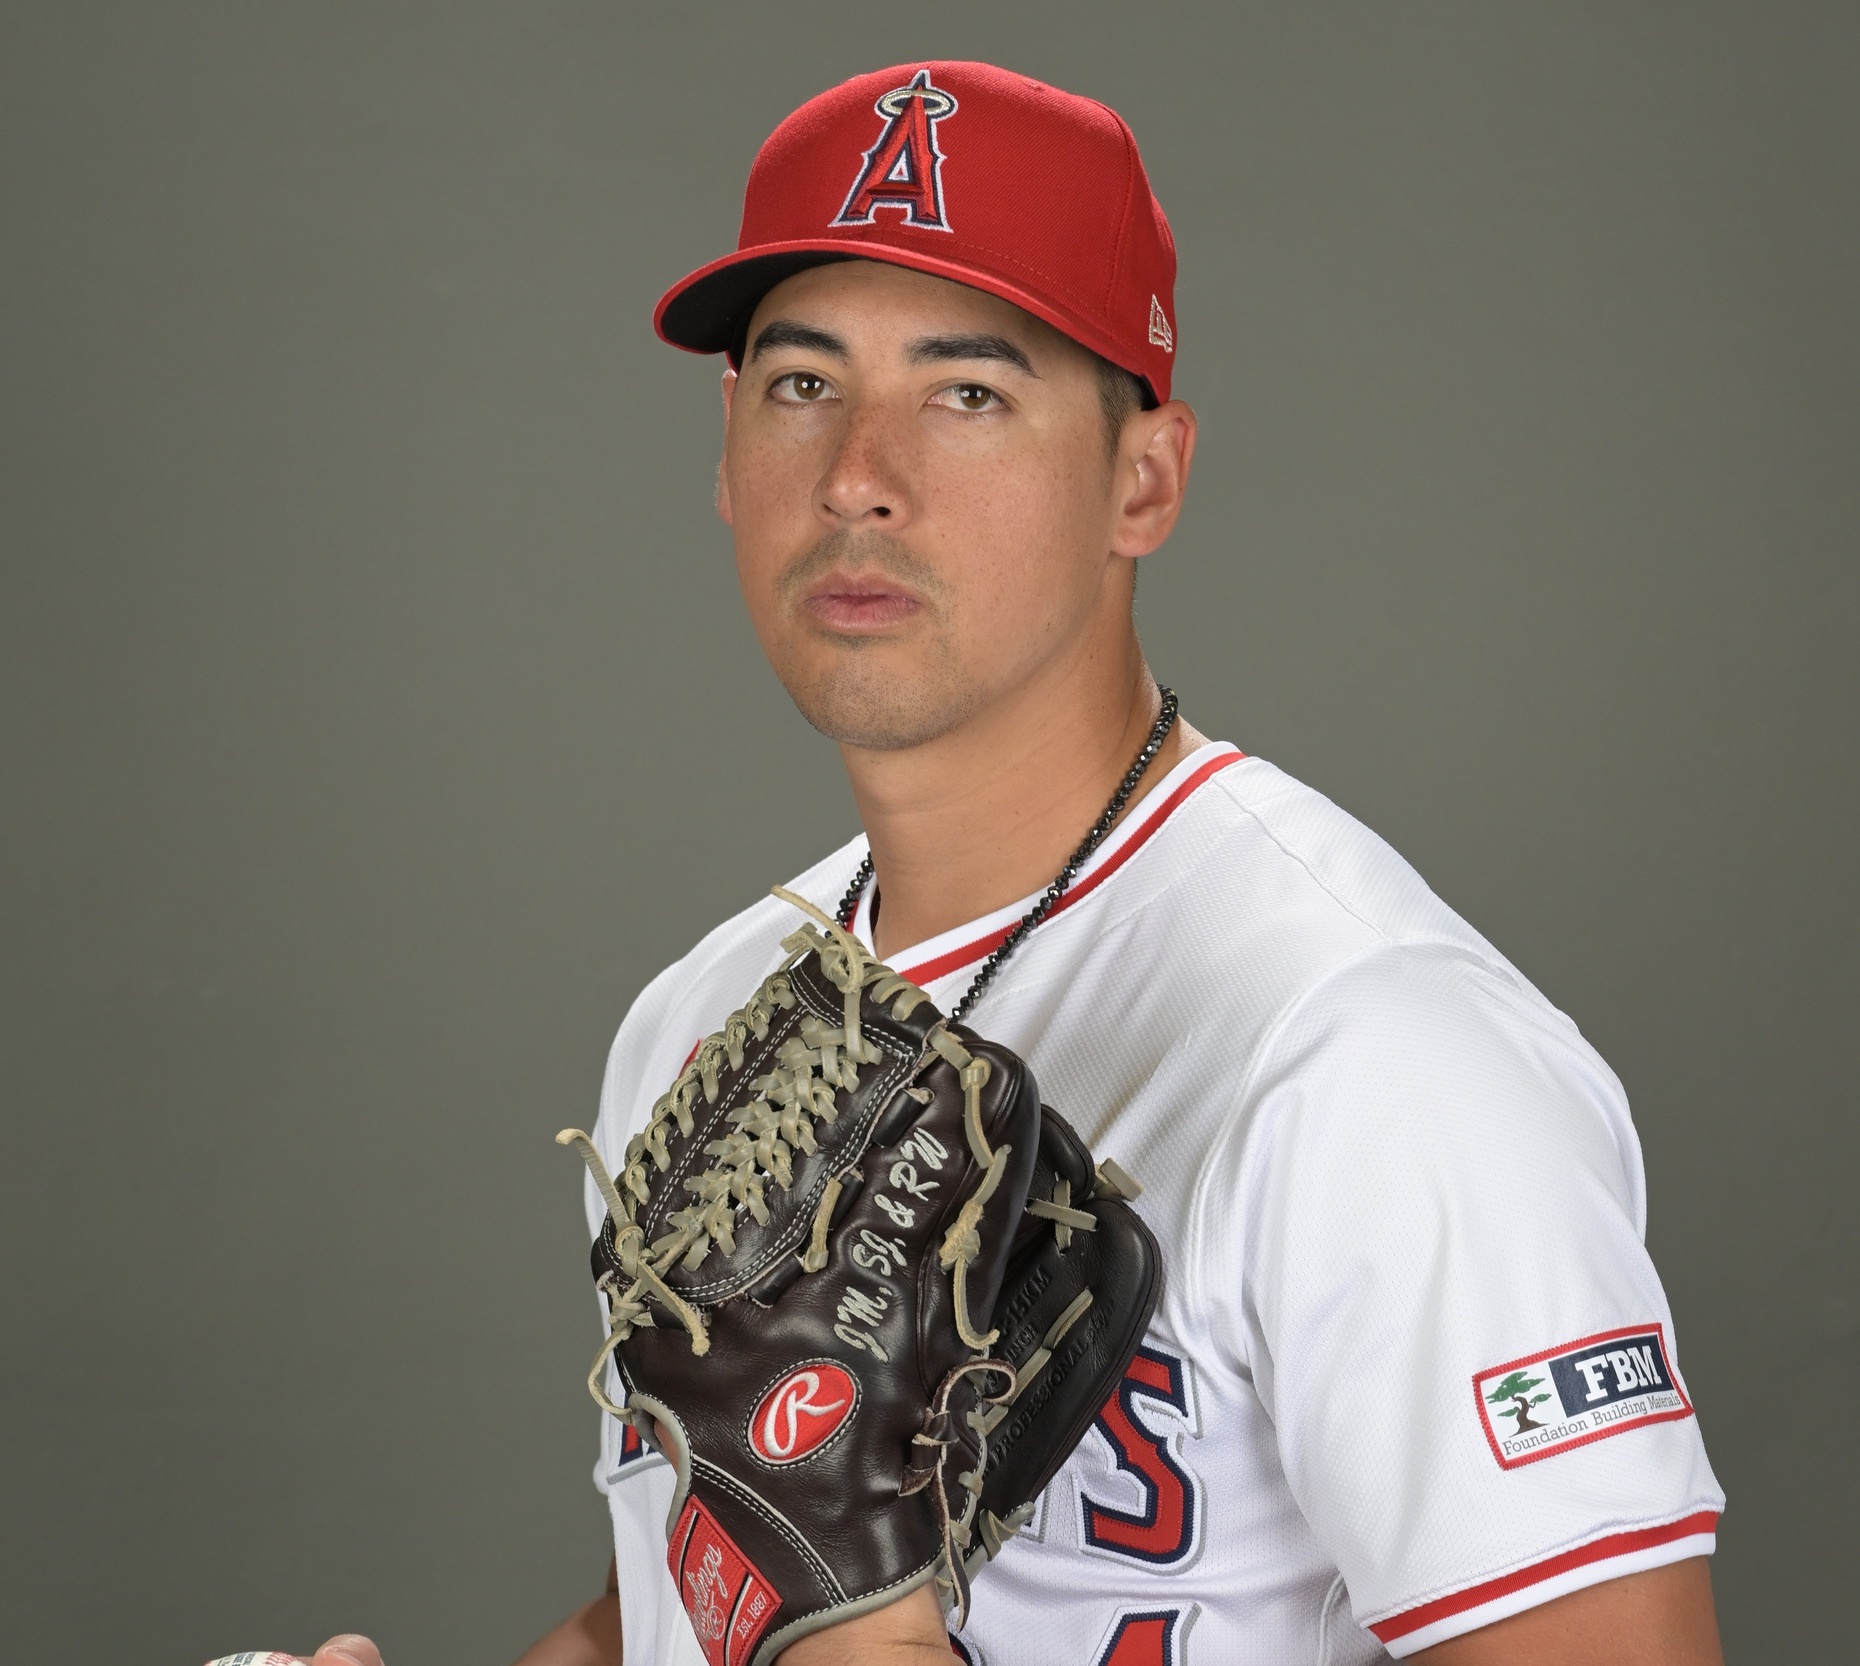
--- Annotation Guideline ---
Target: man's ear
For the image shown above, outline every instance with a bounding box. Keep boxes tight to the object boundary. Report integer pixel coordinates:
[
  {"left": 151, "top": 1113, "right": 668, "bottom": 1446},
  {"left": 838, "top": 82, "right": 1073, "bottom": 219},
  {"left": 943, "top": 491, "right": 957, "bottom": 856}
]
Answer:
[
  {"left": 1110, "top": 399, "right": 1197, "bottom": 559},
  {"left": 716, "top": 366, "right": 737, "bottom": 525}
]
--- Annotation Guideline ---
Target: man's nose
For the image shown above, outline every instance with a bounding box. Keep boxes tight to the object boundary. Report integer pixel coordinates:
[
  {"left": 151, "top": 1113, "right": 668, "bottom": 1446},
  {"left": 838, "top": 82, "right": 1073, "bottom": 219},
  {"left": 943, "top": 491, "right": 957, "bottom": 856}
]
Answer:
[{"left": 816, "top": 400, "right": 913, "bottom": 527}]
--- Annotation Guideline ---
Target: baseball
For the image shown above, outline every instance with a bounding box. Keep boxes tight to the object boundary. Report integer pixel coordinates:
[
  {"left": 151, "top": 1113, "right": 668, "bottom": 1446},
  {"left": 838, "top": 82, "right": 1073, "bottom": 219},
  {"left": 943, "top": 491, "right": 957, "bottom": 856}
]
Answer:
[{"left": 204, "top": 1654, "right": 304, "bottom": 1665}]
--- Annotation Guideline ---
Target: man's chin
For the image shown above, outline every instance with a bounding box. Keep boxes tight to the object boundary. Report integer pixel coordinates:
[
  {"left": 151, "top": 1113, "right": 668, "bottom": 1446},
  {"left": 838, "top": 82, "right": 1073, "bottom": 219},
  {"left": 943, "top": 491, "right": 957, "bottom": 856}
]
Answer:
[{"left": 784, "top": 664, "right": 981, "bottom": 753}]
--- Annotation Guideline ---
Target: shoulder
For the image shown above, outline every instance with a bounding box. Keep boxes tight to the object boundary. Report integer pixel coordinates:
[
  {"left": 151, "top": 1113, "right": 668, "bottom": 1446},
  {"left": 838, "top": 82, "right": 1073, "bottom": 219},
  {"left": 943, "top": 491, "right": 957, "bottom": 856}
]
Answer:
[
  {"left": 1182, "top": 934, "right": 1647, "bottom": 1352},
  {"left": 1142, "top": 761, "right": 1644, "bottom": 1305},
  {"left": 1188, "top": 752, "right": 1512, "bottom": 964},
  {"left": 1173, "top": 944, "right": 1714, "bottom": 1649},
  {"left": 1088, "top": 751, "right": 1559, "bottom": 1067},
  {"left": 1239, "top": 938, "right": 1632, "bottom": 1180}
]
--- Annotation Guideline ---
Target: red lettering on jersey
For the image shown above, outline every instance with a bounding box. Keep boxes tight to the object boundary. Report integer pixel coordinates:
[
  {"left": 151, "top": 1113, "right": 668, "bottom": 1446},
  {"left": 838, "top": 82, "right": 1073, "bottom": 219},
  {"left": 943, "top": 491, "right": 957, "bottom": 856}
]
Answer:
[
  {"left": 1081, "top": 1345, "right": 1200, "bottom": 1565},
  {"left": 619, "top": 1420, "right": 645, "bottom": 1462},
  {"left": 832, "top": 69, "right": 959, "bottom": 232},
  {"left": 1095, "top": 1608, "right": 1185, "bottom": 1666}
]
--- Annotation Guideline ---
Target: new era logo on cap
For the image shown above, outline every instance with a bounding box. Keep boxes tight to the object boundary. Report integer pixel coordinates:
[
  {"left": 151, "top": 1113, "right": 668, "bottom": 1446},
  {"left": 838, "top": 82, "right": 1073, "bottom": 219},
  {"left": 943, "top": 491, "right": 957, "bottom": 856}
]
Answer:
[
  {"left": 1148, "top": 295, "right": 1174, "bottom": 353},
  {"left": 654, "top": 61, "right": 1181, "bottom": 402}
]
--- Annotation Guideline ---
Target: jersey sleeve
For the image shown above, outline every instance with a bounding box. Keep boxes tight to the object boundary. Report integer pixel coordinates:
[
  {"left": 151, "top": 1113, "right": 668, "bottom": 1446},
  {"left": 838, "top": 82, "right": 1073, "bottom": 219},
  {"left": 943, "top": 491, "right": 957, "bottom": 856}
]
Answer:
[{"left": 1215, "top": 942, "right": 1723, "bottom": 1655}]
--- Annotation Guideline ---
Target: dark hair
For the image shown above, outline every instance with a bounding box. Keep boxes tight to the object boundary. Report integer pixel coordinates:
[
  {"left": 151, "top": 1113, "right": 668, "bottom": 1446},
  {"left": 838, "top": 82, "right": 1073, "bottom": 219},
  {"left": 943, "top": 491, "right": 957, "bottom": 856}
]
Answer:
[{"left": 1094, "top": 355, "right": 1156, "bottom": 455}]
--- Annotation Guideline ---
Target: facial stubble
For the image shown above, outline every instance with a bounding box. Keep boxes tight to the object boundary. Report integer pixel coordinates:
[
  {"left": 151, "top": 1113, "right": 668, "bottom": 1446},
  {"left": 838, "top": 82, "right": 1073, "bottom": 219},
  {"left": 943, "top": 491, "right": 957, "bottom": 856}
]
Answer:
[{"left": 771, "top": 530, "right": 983, "bottom": 752}]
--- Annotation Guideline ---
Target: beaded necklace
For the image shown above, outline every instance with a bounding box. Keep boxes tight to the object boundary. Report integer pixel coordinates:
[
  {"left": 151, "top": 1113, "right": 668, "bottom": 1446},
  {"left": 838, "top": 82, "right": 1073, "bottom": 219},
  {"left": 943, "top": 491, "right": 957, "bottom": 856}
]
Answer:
[{"left": 835, "top": 686, "right": 1180, "bottom": 1023}]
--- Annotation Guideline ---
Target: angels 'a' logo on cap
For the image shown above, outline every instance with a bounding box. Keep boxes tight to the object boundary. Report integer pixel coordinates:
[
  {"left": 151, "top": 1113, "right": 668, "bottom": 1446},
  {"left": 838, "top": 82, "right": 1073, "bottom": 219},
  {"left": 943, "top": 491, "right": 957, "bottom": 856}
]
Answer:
[{"left": 832, "top": 69, "right": 959, "bottom": 233}]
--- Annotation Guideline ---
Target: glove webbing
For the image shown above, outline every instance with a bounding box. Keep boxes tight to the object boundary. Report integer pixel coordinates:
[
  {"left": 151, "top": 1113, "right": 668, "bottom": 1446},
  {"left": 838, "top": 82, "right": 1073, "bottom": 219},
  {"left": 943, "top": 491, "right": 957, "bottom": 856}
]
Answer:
[{"left": 557, "top": 890, "right": 1009, "bottom": 1381}]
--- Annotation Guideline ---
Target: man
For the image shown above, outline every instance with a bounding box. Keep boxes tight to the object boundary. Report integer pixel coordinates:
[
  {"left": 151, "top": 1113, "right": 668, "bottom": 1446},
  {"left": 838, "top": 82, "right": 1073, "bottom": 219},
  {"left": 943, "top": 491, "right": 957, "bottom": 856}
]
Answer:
[{"left": 330, "top": 60, "right": 1728, "bottom": 1666}]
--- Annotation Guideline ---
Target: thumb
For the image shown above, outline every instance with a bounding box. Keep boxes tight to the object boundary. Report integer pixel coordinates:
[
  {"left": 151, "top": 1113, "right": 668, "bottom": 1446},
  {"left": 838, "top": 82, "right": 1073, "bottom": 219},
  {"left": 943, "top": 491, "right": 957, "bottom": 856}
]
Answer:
[{"left": 310, "top": 1638, "right": 384, "bottom": 1666}]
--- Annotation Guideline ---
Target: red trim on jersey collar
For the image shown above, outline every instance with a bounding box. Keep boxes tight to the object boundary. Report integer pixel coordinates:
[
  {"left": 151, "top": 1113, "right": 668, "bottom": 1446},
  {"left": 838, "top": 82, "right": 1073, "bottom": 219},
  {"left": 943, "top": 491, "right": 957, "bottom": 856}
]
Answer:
[
  {"left": 1369, "top": 1511, "right": 1721, "bottom": 1645},
  {"left": 893, "top": 746, "right": 1245, "bottom": 988}
]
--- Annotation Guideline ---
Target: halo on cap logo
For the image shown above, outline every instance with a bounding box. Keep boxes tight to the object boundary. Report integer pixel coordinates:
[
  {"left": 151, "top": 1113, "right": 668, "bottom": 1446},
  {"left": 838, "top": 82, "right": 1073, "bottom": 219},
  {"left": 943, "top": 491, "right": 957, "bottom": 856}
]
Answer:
[
  {"left": 832, "top": 69, "right": 959, "bottom": 234},
  {"left": 749, "top": 1362, "right": 858, "bottom": 1464}
]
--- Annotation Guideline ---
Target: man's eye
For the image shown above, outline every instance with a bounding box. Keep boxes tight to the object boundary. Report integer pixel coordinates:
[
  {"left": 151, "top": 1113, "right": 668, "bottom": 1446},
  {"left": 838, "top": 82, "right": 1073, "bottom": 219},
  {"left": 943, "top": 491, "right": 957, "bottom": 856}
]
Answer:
[
  {"left": 776, "top": 372, "right": 833, "bottom": 402},
  {"left": 946, "top": 383, "right": 1000, "bottom": 412}
]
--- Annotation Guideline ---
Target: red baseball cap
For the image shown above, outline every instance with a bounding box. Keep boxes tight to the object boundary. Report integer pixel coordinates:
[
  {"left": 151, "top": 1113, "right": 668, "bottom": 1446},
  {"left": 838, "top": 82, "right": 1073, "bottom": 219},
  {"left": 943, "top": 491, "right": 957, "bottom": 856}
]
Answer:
[{"left": 654, "top": 62, "right": 1179, "bottom": 403}]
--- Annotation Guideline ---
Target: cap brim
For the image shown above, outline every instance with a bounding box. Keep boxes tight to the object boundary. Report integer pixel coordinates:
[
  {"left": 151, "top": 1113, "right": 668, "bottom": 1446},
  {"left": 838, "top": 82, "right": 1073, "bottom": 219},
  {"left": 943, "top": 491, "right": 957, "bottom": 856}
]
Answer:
[
  {"left": 655, "top": 239, "right": 1160, "bottom": 402},
  {"left": 656, "top": 248, "right": 861, "bottom": 360}
]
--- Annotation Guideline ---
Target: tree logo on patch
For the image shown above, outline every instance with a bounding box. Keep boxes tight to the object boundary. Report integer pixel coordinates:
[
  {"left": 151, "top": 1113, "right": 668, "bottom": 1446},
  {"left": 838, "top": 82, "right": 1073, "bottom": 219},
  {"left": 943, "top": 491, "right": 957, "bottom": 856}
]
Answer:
[{"left": 1484, "top": 1370, "right": 1553, "bottom": 1435}]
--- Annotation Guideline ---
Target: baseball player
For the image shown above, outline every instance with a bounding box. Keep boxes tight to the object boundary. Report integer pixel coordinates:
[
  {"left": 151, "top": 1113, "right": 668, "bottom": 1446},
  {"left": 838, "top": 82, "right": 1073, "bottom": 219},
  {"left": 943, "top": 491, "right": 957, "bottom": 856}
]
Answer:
[{"left": 302, "top": 59, "right": 1728, "bottom": 1666}]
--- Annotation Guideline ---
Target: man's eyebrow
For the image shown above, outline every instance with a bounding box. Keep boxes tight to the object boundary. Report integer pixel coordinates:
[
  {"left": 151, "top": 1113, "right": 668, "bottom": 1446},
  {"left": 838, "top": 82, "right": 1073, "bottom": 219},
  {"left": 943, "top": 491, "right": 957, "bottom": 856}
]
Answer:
[
  {"left": 906, "top": 333, "right": 1037, "bottom": 375},
  {"left": 747, "top": 320, "right": 848, "bottom": 361}
]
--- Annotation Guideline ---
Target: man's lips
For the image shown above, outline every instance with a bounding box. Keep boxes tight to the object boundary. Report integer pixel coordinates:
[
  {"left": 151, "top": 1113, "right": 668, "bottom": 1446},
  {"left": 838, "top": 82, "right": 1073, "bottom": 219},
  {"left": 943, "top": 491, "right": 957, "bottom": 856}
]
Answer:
[{"left": 800, "top": 574, "right": 925, "bottom": 633}]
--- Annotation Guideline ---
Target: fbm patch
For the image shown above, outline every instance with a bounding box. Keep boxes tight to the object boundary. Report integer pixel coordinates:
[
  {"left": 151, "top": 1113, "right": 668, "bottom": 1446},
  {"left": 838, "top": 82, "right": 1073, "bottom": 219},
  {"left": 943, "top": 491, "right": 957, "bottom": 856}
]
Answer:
[{"left": 1474, "top": 1323, "right": 1694, "bottom": 1471}]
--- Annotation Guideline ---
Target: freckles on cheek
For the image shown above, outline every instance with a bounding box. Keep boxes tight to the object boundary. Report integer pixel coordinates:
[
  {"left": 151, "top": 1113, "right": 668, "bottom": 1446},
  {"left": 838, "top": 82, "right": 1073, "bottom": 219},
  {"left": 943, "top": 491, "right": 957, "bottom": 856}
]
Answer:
[
  {"left": 1022, "top": 474, "right": 1117, "bottom": 644},
  {"left": 727, "top": 458, "right": 805, "bottom": 583},
  {"left": 728, "top": 450, "right": 789, "bottom": 530},
  {"left": 744, "top": 459, "right": 825, "bottom": 568},
  {"left": 945, "top": 448, "right": 1060, "bottom": 540},
  {"left": 953, "top": 450, "right": 1096, "bottom": 575}
]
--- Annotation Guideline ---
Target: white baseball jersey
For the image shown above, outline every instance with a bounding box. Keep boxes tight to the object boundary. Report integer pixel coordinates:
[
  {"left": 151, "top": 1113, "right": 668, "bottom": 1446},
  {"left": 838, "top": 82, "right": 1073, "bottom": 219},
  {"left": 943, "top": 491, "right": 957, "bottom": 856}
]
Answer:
[{"left": 586, "top": 743, "right": 1723, "bottom": 1664}]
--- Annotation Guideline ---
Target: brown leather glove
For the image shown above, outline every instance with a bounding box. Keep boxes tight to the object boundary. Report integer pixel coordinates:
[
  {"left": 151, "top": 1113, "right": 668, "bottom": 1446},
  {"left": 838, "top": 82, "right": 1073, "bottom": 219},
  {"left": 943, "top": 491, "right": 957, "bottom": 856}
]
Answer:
[{"left": 560, "top": 891, "right": 1158, "bottom": 1666}]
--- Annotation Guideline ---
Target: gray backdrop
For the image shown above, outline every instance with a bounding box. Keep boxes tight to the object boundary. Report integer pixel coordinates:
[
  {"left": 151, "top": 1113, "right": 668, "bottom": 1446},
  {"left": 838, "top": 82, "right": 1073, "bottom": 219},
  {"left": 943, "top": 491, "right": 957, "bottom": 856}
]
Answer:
[{"left": 3, "top": 4, "right": 1853, "bottom": 1661}]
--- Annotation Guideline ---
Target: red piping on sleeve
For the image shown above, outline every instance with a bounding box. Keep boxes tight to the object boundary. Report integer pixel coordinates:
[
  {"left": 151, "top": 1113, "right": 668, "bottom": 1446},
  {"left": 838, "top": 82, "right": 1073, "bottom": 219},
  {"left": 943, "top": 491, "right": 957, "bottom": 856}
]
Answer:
[{"left": 1370, "top": 1511, "right": 1721, "bottom": 1644}]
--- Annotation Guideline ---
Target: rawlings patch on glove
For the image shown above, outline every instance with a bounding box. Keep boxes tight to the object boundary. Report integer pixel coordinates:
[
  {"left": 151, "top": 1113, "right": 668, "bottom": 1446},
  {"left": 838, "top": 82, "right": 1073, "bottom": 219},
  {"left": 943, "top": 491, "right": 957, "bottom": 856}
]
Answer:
[{"left": 559, "top": 888, "right": 1158, "bottom": 1665}]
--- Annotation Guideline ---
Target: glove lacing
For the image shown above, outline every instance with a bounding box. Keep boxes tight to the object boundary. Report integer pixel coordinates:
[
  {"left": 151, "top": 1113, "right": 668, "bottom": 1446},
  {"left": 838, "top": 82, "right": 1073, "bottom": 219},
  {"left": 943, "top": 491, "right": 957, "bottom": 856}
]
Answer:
[
  {"left": 557, "top": 888, "right": 1004, "bottom": 1363},
  {"left": 901, "top": 1357, "right": 1017, "bottom": 1628},
  {"left": 559, "top": 887, "right": 1025, "bottom": 1615}
]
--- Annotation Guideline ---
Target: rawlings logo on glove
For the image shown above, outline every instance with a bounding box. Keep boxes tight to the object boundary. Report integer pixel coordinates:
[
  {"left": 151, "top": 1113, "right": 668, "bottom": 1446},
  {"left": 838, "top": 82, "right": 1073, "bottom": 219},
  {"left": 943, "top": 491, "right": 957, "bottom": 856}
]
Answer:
[{"left": 751, "top": 1364, "right": 858, "bottom": 1463}]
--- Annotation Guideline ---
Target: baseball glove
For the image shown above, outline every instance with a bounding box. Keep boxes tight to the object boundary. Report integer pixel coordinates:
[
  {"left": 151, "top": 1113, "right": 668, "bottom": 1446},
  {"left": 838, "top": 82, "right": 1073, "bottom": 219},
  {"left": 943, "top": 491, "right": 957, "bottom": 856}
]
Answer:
[{"left": 558, "top": 889, "right": 1160, "bottom": 1665}]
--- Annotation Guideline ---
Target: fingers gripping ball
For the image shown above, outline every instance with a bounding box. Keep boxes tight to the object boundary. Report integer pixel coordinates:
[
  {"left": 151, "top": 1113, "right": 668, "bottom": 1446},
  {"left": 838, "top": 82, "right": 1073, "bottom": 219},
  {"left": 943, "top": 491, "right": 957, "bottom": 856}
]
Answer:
[{"left": 559, "top": 889, "right": 1043, "bottom": 1664}]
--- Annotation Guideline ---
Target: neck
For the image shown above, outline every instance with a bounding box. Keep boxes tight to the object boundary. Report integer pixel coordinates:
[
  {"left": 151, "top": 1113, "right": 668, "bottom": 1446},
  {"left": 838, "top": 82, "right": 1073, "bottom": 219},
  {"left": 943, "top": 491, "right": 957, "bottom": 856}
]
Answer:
[{"left": 842, "top": 641, "right": 1208, "bottom": 962}]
